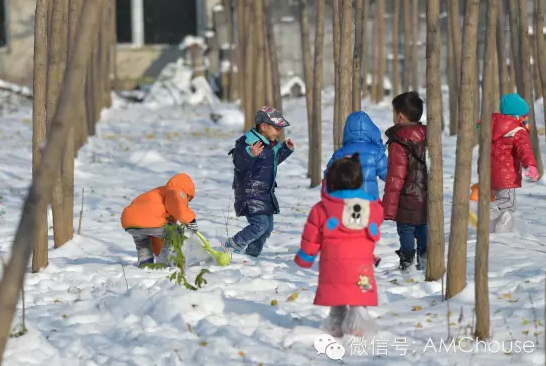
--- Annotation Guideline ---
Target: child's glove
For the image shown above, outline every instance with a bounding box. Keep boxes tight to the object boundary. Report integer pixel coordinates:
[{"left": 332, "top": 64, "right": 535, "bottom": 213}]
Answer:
[
  {"left": 525, "top": 166, "right": 539, "bottom": 182},
  {"left": 186, "top": 219, "right": 199, "bottom": 234}
]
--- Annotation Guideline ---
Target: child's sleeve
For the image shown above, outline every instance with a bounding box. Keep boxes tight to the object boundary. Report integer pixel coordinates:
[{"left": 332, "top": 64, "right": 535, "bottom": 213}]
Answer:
[
  {"left": 294, "top": 203, "right": 325, "bottom": 268},
  {"left": 232, "top": 140, "right": 256, "bottom": 172},
  {"left": 376, "top": 148, "right": 388, "bottom": 182},
  {"left": 513, "top": 130, "right": 537, "bottom": 169},
  {"left": 164, "top": 189, "right": 196, "bottom": 225},
  {"left": 366, "top": 200, "right": 384, "bottom": 242},
  {"left": 277, "top": 141, "right": 294, "bottom": 165},
  {"left": 382, "top": 142, "right": 407, "bottom": 220}
]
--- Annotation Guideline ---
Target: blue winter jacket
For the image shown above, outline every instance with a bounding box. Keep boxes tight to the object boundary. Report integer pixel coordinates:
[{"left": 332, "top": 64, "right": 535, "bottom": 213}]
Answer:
[
  {"left": 229, "top": 128, "right": 294, "bottom": 217},
  {"left": 324, "top": 111, "right": 388, "bottom": 200}
]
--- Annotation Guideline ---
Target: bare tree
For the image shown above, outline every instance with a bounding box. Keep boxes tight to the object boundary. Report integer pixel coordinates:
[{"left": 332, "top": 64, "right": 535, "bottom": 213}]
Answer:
[
  {"left": 0, "top": 1, "right": 102, "bottom": 360},
  {"left": 475, "top": 0, "right": 497, "bottom": 341},
  {"left": 299, "top": 0, "right": 313, "bottom": 177},
  {"left": 32, "top": 0, "right": 49, "bottom": 273},
  {"left": 253, "top": 0, "right": 266, "bottom": 113},
  {"left": 392, "top": 0, "right": 400, "bottom": 98},
  {"left": 243, "top": 0, "right": 255, "bottom": 130},
  {"left": 352, "top": 0, "right": 363, "bottom": 111},
  {"left": 424, "top": 0, "right": 445, "bottom": 282},
  {"left": 536, "top": 0, "right": 546, "bottom": 144},
  {"left": 332, "top": 0, "right": 341, "bottom": 148},
  {"left": 508, "top": 0, "right": 523, "bottom": 93},
  {"left": 237, "top": 0, "right": 246, "bottom": 108},
  {"left": 402, "top": 0, "right": 411, "bottom": 92},
  {"left": 374, "top": 0, "right": 386, "bottom": 103},
  {"left": 497, "top": 0, "right": 509, "bottom": 96},
  {"left": 445, "top": 0, "right": 480, "bottom": 300},
  {"left": 410, "top": 0, "right": 419, "bottom": 90},
  {"left": 361, "top": 0, "right": 370, "bottom": 99},
  {"left": 310, "top": 0, "right": 325, "bottom": 188},
  {"left": 336, "top": 0, "right": 352, "bottom": 149},
  {"left": 448, "top": 0, "right": 462, "bottom": 135},
  {"left": 518, "top": 0, "right": 543, "bottom": 177}
]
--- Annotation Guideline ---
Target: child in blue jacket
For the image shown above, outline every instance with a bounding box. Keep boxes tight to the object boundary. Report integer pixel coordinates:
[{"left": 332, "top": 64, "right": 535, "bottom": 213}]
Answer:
[
  {"left": 225, "top": 106, "right": 294, "bottom": 257},
  {"left": 325, "top": 111, "right": 388, "bottom": 266}
]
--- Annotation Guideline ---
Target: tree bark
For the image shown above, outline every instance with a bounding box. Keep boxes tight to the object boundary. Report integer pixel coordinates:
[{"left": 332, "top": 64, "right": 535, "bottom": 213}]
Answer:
[
  {"left": 424, "top": 0, "right": 445, "bottom": 282},
  {"left": 402, "top": 0, "right": 411, "bottom": 92},
  {"left": 475, "top": 0, "right": 496, "bottom": 341},
  {"left": 253, "top": 0, "right": 266, "bottom": 112},
  {"left": 392, "top": 0, "right": 400, "bottom": 98},
  {"left": 447, "top": 5, "right": 457, "bottom": 135},
  {"left": 496, "top": 0, "right": 509, "bottom": 96},
  {"left": 31, "top": 0, "right": 49, "bottom": 273},
  {"left": 0, "top": 1, "right": 101, "bottom": 360},
  {"left": 375, "top": 0, "right": 386, "bottom": 102},
  {"left": 536, "top": 0, "right": 546, "bottom": 144},
  {"left": 449, "top": 0, "right": 462, "bottom": 134},
  {"left": 337, "top": 0, "right": 352, "bottom": 149},
  {"left": 243, "top": 0, "right": 255, "bottom": 130},
  {"left": 352, "top": 0, "right": 363, "bottom": 111},
  {"left": 237, "top": 0, "right": 245, "bottom": 107},
  {"left": 518, "top": 0, "right": 544, "bottom": 177},
  {"left": 370, "top": 3, "right": 378, "bottom": 102},
  {"left": 333, "top": 0, "right": 341, "bottom": 149},
  {"left": 445, "top": 0, "right": 480, "bottom": 300},
  {"left": 299, "top": 0, "right": 313, "bottom": 177},
  {"left": 411, "top": 0, "right": 419, "bottom": 90},
  {"left": 361, "top": 0, "right": 370, "bottom": 99},
  {"left": 310, "top": 0, "right": 325, "bottom": 189},
  {"left": 508, "top": 0, "right": 523, "bottom": 93}
]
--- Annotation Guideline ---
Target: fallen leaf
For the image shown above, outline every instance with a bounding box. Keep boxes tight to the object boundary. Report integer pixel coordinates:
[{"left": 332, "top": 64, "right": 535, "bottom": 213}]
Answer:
[
  {"left": 238, "top": 351, "right": 244, "bottom": 357},
  {"left": 412, "top": 306, "right": 422, "bottom": 311},
  {"left": 200, "top": 341, "right": 207, "bottom": 346},
  {"left": 54, "top": 299, "right": 62, "bottom": 303},
  {"left": 390, "top": 279, "right": 398, "bottom": 284},
  {"left": 270, "top": 299, "right": 278, "bottom": 306},
  {"left": 391, "top": 313, "right": 399, "bottom": 317},
  {"left": 523, "top": 330, "right": 529, "bottom": 335},
  {"left": 502, "top": 293, "right": 512, "bottom": 299},
  {"left": 62, "top": 314, "right": 67, "bottom": 319},
  {"left": 426, "top": 319, "right": 432, "bottom": 323},
  {"left": 449, "top": 322, "right": 457, "bottom": 326},
  {"left": 406, "top": 278, "right": 415, "bottom": 283},
  {"left": 416, "top": 323, "right": 422, "bottom": 328},
  {"left": 522, "top": 318, "right": 530, "bottom": 325},
  {"left": 534, "top": 331, "right": 542, "bottom": 336},
  {"left": 287, "top": 292, "right": 299, "bottom": 301}
]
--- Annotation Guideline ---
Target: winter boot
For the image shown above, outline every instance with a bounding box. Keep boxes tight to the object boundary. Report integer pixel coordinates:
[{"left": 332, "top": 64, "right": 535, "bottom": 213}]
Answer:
[
  {"left": 395, "top": 249, "right": 415, "bottom": 273},
  {"left": 493, "top": 211, "right": 515, "bottom": 233},
  {"left": 322, "top": 306, "right": 348, "bottom": 337},
  {"left": 138, "top": 257, "right": 154, "bottom": 268},
  {"left": 416, "top": 250, "right": 427, "bottom": 271},
  {"left": 224, "top": 238, "right": 242, "bottom": 255}
]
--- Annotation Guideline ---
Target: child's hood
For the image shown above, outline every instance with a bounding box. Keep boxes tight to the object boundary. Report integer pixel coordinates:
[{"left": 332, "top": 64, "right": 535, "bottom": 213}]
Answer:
[
  {"left": 491, "top": 113, "right": 524, "bottom": 141},
  {"left": 165, "top": 173, "right": 195, "bottom": 198},
  {"left": 342, "top": 111, "right": 383, "bottom": 147}
]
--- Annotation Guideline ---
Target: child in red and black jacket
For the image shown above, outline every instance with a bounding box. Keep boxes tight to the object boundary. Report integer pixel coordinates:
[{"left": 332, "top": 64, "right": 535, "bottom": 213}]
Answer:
[{"left": 382, "top": 91, "right": 428, "bottom": 273}]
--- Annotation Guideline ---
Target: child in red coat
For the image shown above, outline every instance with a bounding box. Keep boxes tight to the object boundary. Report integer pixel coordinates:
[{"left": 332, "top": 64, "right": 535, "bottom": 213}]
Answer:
[{"left": 294, "top": 153, "right": 384, "bottom": 337}]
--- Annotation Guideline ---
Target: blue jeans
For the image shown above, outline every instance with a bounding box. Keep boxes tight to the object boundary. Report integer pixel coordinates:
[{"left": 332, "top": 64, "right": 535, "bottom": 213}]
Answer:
[
  {"left": 232, "top": 215, "right": 274, "bottom": 257},
  {"left": 396, "top": 223, "right": 427, "bottom": 254}
]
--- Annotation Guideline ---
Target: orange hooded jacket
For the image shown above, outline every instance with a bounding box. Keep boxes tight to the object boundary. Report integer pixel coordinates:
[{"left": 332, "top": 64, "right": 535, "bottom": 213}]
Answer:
[{"left": 121, "top": 173, "right": 196, "bottom": 230}]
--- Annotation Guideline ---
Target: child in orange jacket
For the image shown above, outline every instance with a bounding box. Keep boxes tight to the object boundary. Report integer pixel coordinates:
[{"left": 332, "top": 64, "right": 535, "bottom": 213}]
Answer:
[{"left": 121, "top": 173, "right": 199, "bottom": 267}]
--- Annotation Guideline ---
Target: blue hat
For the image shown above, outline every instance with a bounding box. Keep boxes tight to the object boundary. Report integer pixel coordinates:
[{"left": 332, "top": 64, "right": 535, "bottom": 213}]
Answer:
[{"left": 499, "top": 94, "right": 529, "bottom": 117}]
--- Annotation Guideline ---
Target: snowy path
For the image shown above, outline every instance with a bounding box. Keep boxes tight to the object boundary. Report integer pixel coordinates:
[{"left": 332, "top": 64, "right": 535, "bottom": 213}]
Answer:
[{"left": 1, "top": 94, "right": 545, "bottom": 365}]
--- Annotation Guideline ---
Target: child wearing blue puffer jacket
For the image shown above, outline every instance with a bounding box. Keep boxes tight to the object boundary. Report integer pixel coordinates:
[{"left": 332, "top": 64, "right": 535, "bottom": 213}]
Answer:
[{"left": 325, "top": 111, "right": 388, "bottom": 266}]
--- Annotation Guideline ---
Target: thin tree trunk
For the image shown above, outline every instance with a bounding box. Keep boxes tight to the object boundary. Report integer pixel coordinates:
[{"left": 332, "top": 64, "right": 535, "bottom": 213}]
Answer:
[
  {"left": 518, "top": 0, "right": 543, "bottom": 177},
  {"left": 392, "top": 0, "right": 400, "bottom": 98},
  {"left": 375, "top": 0, "right": 386, "bottom": 102},
  {"left": 224, "top": 0, "right": 236, "bottom": 102},
  {"left": 536, "top": 0, "right": 546, "bottom": 143},
  {"left": 403, "top": 0, "right": 411, "bottom": 92},
  {"left": 449, "top": 0, "right": 462, "bottom": 131},
  {"left": 425, "top": 0, "right": 445, "bottom": 282},
  {"left": 298, "top": 0, "right": 313, "bottom": 177},
  {"left": 361, "top": 0, "right": 370, "bottom": 99},
  {"left": 337, "top": 0, "right": 352, "bottom": 148},
  {"left": 0, "top": 1, "right": 101, "bottom": 360},
  {"left": 31, "top": 0, "right": 49, "bottom": 273},
  {"left": 445, "top": 0, "right": 480, "bottom": 300},
  {"left": 411, "top": 0, "right": 419, "bottom": 90},
  {"left": 475, "top": 0, "right": 496, "bottom": 341},
  {"left": 497, "top": 0, "right": 509, "bottom": 96},
  {"left": 508, "top": 0, "right": 523, "bottom": 93},
  {"left": 447, "top": 6, "right": 457, "bottom": 135},
  {"left": 254, "top": 0, "right": 266, "bottom": 112},
  {"left": 370, "top": 3, "right": 378, "bottom": 102},
  {"left": 332, "top": 0, "right": 341, "bottom": 148},
  {"left": 352, "top": 0, "right": 363, "bottom": 110},
  {"left": 243, "top": 0, "right": 255, "bottom": 130},
  {"left": 310, "top": 0, "right": 325, "bottom": 188},
  {"left": 237, "top": 0, "right": 245, "bottom": 106}
]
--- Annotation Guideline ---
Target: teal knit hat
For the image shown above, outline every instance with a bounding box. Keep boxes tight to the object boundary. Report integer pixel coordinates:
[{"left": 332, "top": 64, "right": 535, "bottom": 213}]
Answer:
[{"left": 499, "top": 93, "right": 529, "bottom": 117}]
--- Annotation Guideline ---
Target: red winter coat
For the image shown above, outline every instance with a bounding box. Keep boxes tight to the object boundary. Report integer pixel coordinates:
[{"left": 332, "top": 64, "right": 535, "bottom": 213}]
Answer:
[
  {"left": 294, "top": 181, "right": 384, "bottom": 306},
  {"left": 382, "top": 122, "right": 428, "bottom": 225},
  {"left": 488, "top": 113, "right": 536, "bottom": 190}
]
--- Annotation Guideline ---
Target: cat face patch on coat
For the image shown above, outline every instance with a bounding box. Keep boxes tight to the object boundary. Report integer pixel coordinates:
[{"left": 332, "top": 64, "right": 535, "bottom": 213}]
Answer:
[{"left": 341, "top": 198, "right": 370, "bottom": 230}]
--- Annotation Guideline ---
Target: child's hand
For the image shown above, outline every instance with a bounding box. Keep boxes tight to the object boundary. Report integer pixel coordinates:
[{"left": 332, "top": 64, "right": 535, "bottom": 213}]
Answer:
[
  {"left": 249, "top": 141, "right": 264, "bottom": 156},
  {"left": 525, "top": 166, "right": 539, "bottom": 182},
  {"left": 285, "top": 138, "right": 294, "bottom": 150}
]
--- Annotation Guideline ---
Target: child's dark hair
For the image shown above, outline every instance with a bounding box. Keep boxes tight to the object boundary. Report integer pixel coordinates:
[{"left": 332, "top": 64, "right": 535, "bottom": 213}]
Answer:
[
  {"left": 392, "top": 91, "right": 424, "bottom": 122},
  {"left": 326, "top": 153, "right": 363, "bottom": 192}
]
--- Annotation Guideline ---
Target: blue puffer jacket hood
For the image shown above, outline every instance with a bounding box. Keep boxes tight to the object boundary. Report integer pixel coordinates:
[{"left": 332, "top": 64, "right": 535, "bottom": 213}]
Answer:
[{"left": 342, "top": 111, "right": 384, "bottom": 147}]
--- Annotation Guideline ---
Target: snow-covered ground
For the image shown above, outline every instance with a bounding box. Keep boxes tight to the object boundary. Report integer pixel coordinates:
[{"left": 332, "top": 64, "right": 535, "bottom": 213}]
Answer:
[{"left": 1, "top": 88, "right": 545, "bottom": 365}]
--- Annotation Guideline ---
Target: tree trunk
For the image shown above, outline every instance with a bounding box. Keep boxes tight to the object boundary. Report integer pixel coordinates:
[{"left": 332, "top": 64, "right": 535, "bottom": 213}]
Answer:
[
  {"left": 337, "top": 0, "right": 352, "bottom": 148},
  {"left": 31, "top": 0, "right": 49, "bottom": 273},
  {"left": 243, "top": 0, "right": 255, "bottom": 130},
  {"left": 475, "top": 0, "right": 496, "bottom": 341},
  {"left": 449, "top": 0, "right": 462, "bottom": 133},
  {"left": 392, "top": 0, "right": 400, "bottom": 98},
  {"left": 237, "top": 0, "right": 245, "bottom": 106},
  {"left": 518, "top": 0, "right": 544, "bottom": 177},
  {"left": 361, "top": 0, "right": 370, "bottom": 99},
  {"left": 332, "top": 0, "right": 341, "bottom": 148},
  {"left": 402, "top": 0, "right": 411, "bottom": 92},
  {"left": 445, "top": 0, "right": 480, "bottom": 300},
  {"left": 310, "top": 0, "right": 325, "bottom": 188},
  {"left": 0, "top": 1, "right": 101, "bottom": 360},
  {"left": 508, "top": 0, "right": 523, "bottom": 93},
  {"left": 447, "top": 6, "right": 457, "bottom": 135},
  {"left": 424, "top": 0, "right": 445, "bottom": 282},
  {"left": 224, "top": 0, "right": 236, "bottom": 102},
  {"left": 411, "top": 0, "right": 419, "bottom": 90},
  {"left": 352, "top": 0, "right": 363, "bottom": 111},
  {"left": 253, "top": 0, "right": 266, "bottom": 113},
  {"left": 536, "top": 0, "right": 546, "bottom": 144},
  {"left": 496, "top": 0, "right": 509, "bottom": 96},
  {"left": 375, "top": 0, "right": 386, "bottom": 102},
  {"left": 298, "top": 0, "right": 313, "bottom": 177},
  {"left": 370, "top": 3, "right": 378, "bottom": 102}
]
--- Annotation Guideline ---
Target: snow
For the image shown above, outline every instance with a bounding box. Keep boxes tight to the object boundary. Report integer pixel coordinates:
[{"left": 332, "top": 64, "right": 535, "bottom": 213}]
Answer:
[
  {"left": 280, "top": 75, "right": 306, "bottom": 97},
  {"left": 178, "top": 35, "right": 207, "bottom": 51},
  {"left": 1, "top": 87, "right": 545, "bottom": 365},
  {"left": 528, "top": 26, "right": 546, "bottom": 35},
  {"left": 212, "top": 4, "right": 224, "bottom": 12}
]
